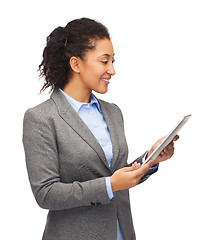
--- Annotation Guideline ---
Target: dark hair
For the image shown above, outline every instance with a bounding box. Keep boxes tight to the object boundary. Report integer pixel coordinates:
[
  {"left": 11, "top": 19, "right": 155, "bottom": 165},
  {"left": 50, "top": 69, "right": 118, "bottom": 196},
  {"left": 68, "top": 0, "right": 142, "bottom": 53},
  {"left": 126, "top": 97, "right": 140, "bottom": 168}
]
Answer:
[{"left": 39, "top": 18, "right": 110, "bottom": 92}]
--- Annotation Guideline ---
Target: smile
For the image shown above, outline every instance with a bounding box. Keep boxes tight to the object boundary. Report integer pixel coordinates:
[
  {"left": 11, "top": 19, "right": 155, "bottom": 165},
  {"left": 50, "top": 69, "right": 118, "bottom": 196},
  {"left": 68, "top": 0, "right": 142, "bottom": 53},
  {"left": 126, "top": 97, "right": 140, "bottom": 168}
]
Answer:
[{"left": 101, "top": 78, "right": 110, "bottom": 84}]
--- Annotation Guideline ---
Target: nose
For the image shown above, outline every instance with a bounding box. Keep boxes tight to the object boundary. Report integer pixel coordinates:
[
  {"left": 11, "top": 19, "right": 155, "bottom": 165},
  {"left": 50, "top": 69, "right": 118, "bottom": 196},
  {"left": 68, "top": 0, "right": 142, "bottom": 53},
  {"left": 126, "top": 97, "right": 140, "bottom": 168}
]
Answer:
[{"left": 107, "top": 62, "right": 116, "bottom": 76}]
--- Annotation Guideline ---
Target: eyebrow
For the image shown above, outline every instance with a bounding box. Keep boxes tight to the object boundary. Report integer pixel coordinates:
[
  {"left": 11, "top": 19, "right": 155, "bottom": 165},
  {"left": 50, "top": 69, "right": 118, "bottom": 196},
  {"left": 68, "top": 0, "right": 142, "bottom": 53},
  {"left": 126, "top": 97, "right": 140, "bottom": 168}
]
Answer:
[{"left": 98, "top": 53, "right": 115, "bottom": 58}]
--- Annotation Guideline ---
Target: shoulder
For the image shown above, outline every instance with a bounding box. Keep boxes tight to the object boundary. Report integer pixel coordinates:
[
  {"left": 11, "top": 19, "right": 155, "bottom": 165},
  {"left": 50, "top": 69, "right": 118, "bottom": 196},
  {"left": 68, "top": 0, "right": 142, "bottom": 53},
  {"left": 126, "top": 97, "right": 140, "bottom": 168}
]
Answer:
[
  {"left": 24, "top": 88, "right": 69, "bottom": 119},
  {"left": 24, "top": 98, "right": 53, "bottom": 116},
  {"left": 23, "top": 97, "right": 58, "bottom": 126},
  {"left": 23, "top": 98, "right": 60, "bottom": 146}
]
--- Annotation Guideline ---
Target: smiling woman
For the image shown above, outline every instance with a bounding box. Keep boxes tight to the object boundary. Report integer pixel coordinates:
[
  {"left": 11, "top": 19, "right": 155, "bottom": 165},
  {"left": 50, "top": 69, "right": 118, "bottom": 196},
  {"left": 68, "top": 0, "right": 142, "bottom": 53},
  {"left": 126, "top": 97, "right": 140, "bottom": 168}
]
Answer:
[
  {"left": 39, "top": 18, "right": 112, "bottom": 93},
  {"left": 23, "top": 17, "right": 177, "bottom": 240}
]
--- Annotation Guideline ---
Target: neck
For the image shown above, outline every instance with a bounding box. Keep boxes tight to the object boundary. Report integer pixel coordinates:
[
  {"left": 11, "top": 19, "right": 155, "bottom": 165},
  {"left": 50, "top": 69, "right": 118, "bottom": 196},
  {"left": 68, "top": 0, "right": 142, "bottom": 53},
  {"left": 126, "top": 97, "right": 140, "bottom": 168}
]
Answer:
[{"left": 62, "top": 77, "right": 92, "bottom": 103}]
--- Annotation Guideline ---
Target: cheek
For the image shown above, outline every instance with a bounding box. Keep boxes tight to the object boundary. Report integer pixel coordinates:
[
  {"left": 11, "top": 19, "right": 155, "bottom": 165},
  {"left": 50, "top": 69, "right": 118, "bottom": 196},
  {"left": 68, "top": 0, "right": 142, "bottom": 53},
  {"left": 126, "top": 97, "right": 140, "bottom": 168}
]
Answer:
[
  {"left": 83, "top": 62, "right": 106, "bottom": 83},
  {"left": 90, "top": 68, "right": 105, "bottom": 81}
]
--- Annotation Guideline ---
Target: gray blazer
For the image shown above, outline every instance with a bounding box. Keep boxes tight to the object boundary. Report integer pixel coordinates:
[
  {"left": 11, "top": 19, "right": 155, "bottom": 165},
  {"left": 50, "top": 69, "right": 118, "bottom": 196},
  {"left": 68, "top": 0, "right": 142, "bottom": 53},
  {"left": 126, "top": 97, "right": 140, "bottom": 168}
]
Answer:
[{"left": 23, "top": 89, "right": 158, "bottom": 240}]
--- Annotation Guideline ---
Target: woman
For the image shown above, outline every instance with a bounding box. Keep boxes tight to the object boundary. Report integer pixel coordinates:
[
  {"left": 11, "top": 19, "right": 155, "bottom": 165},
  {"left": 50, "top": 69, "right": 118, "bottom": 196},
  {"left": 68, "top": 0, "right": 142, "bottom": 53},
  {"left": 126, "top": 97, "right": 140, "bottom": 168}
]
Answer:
[{"left": 23, "top": 18, "right": 178, "bottom": 240}]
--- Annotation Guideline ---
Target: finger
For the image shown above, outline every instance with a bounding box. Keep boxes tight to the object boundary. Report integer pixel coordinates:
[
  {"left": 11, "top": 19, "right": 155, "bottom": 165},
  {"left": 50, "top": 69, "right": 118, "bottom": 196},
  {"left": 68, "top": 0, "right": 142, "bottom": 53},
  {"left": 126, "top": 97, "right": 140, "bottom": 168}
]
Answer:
[
  {"left": 167, "top": 140, "right": 174, "bottom": 148},
  {"left": 125, "top": 163, "right": 141, "bottom": 172},
  {"left": 164, "top": 145, "right": 175, "bottom": 155},
  {"left": 163, "top": 140, "right": 175, "bottom": 152},
  {"left": 132, "top": 163, "right": 136, "bottom": 169},
  {"left": 134, "top": 160, "right": 152, "bottom": 176},
  {"left": 166, "top": 148, "right": 175, "bottom": 158},
  {"left": 134, "top": 162, "right": 141, "bottom": 169},
  {"left": 164, "top": 145, "right": 173, "bottom": 153},
  {"left": 132, "top": 162, "right": 140, "bottom": 170},
  {"left": 173, "top": 135, "right": 179, "bottom": 141},
  {"left": 129, "top": 165, "right": 138, "bottom": 171}
]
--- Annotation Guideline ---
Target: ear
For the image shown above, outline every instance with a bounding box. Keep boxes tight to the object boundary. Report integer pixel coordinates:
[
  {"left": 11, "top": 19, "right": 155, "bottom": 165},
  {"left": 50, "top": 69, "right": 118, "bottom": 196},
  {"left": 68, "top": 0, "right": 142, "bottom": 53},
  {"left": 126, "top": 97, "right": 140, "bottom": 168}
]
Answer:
[{"left": 69, "top": 57, "right": 81, "bottom": 73}]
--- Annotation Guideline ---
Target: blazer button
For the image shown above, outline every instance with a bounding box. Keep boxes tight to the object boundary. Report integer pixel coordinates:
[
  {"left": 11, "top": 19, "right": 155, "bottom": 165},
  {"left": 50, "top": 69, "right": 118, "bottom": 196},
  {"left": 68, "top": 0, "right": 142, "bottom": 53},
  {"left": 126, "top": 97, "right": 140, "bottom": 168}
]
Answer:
[
  {"left": 96, "top": 202, "right": 101, "bottom": 205},
  {"left": 91, "top": 202, "right": 95, "bottom": 205}
]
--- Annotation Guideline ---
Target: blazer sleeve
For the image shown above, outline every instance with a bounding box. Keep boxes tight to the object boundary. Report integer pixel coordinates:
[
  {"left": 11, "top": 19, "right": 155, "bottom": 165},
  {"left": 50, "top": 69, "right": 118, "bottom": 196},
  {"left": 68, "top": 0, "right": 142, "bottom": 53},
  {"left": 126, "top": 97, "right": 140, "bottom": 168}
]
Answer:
[{"left": 23, "top": 108, "right": 110, "bottom": 211}]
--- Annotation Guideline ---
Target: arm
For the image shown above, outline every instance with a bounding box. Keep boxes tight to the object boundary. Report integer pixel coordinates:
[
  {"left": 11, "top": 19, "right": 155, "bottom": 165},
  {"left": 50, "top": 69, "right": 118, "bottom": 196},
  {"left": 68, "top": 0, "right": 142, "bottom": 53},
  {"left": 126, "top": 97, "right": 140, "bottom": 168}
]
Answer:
[{"left": 23, "top": 108, "right": 110, "bottom": 211}]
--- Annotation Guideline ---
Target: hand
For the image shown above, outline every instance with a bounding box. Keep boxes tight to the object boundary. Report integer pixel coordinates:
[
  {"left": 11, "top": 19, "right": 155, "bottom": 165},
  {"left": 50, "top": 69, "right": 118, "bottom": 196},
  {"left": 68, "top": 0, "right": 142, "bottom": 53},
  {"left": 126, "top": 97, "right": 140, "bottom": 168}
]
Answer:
[
  {"left": 147, "top": 135, "right": 179, "bottom": 166},
  {"left": 110, "top": 160, "right": 153, "bottom": 192}
]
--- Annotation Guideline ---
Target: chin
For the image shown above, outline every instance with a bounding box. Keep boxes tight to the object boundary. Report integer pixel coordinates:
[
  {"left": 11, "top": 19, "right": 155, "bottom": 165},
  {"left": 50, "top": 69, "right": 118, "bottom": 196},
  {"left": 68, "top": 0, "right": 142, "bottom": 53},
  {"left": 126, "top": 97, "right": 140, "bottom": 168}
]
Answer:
[{"left": 94, "top": 88, "right": 108, "bottom": 94}]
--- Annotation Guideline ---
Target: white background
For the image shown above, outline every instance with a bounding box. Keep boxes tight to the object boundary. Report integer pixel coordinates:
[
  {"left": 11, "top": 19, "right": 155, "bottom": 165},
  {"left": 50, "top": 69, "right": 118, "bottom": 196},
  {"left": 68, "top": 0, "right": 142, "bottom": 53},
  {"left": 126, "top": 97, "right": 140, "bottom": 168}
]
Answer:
[{"left": 1, "top": 0, "right": 216, "bottom": 239}]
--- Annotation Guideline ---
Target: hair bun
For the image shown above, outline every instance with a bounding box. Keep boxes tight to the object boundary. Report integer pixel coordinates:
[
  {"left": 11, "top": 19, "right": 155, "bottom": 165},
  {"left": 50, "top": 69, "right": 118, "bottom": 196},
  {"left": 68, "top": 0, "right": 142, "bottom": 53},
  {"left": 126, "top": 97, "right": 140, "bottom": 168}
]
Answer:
[{"left": 47, "top": 26, "right": 68, "bottom": 47}]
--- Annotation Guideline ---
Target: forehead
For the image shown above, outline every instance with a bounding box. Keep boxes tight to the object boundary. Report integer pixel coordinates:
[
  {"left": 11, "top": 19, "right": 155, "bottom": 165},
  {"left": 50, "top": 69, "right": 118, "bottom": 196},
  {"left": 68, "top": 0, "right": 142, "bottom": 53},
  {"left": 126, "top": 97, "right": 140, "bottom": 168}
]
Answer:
[{"left": 87, "top": 38, "right": 114, "bottom": 58}]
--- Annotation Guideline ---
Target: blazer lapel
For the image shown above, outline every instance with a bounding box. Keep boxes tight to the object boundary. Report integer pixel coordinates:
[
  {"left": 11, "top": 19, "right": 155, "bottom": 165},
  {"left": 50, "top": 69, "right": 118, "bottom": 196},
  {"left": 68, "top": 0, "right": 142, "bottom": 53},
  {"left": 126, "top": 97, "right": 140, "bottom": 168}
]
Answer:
[
  {"left": 50, "top": 89, "right": 110, "bottom": 170},
  {"left": 98, "top": 100, "right": 120, "bottom": 171}
]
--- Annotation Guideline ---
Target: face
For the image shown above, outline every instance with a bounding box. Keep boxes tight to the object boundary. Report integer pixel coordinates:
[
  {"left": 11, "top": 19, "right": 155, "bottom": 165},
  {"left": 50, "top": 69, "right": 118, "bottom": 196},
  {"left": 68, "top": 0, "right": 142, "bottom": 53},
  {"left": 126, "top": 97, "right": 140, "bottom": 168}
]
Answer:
[{"left": 78, "top": 38, "right": 116, "bottom": 94}]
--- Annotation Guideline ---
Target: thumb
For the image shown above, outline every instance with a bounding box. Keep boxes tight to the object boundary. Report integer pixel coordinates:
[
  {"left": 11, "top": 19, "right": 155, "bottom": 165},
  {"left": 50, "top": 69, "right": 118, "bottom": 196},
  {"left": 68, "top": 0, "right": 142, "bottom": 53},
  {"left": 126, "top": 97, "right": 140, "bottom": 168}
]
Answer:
[
  {"left": 124, "top": 165, "right": 139, "bottom": 172},
  {"left": 135, "top": 160, "right": 152, "bottom": 176}
]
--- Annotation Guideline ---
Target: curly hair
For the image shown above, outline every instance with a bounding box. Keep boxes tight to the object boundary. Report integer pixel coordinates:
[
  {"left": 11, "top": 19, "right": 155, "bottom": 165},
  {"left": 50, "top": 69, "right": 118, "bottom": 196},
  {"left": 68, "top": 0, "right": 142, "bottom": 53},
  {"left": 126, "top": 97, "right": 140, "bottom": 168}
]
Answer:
[{"left": 39, "top": 18, "right": 110, "bottom": 92}]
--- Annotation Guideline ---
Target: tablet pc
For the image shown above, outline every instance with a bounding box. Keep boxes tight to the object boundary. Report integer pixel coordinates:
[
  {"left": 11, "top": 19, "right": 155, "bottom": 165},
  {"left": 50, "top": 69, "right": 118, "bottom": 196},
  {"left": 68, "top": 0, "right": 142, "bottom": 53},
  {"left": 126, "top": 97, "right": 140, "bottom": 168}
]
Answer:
[{"left": 143, "top": 114, "right": 191, "bottom": 165}]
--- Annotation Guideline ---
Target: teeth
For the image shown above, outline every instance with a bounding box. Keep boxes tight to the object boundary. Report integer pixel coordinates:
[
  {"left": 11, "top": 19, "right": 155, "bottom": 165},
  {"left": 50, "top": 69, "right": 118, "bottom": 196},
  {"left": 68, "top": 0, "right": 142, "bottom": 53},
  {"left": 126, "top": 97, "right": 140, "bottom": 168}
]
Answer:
[{"left": 102, "top": 78, "right": 110, "bottom": 82}]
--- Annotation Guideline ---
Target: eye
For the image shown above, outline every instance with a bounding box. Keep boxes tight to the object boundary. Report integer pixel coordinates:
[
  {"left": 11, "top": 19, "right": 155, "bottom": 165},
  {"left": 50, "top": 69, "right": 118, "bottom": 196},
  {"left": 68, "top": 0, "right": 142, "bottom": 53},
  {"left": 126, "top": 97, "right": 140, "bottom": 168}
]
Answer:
[{"left": 101, "top": 59, "right": 115, "bottom": 65}]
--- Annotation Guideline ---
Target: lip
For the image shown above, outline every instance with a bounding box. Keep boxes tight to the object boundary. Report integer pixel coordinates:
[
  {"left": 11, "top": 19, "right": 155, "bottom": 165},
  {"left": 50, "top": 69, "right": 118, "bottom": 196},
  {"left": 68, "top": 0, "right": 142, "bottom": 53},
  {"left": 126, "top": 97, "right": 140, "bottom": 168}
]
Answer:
[{"left": 101, "top": 78, "right": 110, "bottom": 84}]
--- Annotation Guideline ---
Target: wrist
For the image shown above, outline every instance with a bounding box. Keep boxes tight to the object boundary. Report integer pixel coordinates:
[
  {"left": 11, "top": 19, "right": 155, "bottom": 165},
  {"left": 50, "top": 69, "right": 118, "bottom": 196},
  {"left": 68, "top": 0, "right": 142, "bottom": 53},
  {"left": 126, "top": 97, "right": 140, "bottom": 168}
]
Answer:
[{"left": 110, "top": 175, "right": 117, "bottom": 192}]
